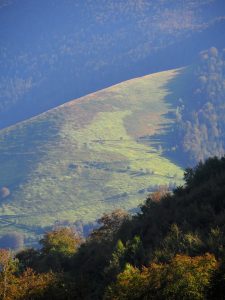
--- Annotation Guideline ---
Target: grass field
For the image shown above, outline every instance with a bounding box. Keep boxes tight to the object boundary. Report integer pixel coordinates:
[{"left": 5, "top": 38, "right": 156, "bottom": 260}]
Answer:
[{"left": 0, "top": 68, "right": 188, "bottom": 245}]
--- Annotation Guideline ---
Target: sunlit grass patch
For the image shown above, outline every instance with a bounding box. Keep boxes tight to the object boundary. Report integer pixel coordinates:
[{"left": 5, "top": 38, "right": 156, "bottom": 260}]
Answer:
[{"left": 0, "top": 68, "right": 186, "bottom": 243}]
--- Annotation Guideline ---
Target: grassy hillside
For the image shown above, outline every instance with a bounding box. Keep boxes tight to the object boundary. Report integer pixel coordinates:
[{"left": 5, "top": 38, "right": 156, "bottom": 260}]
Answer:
[{"left": 0, "top": 68, "right": 188, "bottom": 244}]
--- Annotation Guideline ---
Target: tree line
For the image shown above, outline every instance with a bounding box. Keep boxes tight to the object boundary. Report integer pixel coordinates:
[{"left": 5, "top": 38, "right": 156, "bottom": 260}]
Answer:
[
  {"left": 174, "top": 47, "right": 225, "bottom": 164},
  {"left": 1, "top": 156, "right": 225, "bottom": 299}
]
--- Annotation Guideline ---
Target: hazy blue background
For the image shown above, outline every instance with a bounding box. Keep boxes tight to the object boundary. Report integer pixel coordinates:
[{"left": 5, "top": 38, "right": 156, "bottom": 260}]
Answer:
[{"left": 0, "top": 0, "right": 225, "bottom": 128}]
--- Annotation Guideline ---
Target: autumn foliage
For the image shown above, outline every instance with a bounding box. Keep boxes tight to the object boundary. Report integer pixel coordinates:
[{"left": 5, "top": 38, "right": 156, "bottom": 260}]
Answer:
[
  {"left": 104, "top": 254, "right": 217, "bottom": 300},
  {"left": 1, "top": 157, "right": 225, "bottom": 299}
]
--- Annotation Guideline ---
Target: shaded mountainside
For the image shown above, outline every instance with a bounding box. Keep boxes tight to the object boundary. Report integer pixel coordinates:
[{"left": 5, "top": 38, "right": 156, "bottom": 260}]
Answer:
[
  {"left": 0, "top": 68, "right": 187, "bottom": 245},
  {"left": 1, "top": 0, "right": 225, "bottom": 129}
]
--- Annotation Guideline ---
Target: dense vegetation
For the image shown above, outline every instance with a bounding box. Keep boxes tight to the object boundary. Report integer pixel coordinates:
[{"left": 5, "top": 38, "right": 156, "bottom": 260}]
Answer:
[{"left": 1, "top": 156, "right": 225, "bottom": 299}]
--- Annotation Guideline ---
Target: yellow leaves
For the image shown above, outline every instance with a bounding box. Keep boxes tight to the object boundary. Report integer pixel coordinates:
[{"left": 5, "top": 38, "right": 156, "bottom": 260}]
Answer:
[
  {"left": 40, "top": 227, "right": 82, "bottom": 256},
  {"left": 105, "top": 253, "right": 218, "bottom": 300},
  {"left": 15, "top": 268, "right": 57, "bottom": 300},
  {"left": 0, "top": 267, "right": 57, "bottom": 300},
  {"left": 162, "top": 254, "right": 217, "bottom": 300},
  {"left": 0, "top": 250, "right": 58, "bottom": 300}
]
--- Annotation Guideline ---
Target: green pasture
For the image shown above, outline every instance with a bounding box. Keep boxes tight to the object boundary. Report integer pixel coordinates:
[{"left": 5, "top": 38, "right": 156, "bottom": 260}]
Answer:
[{"left": 0, "top": 68, "right": 187, "bottom": 244}]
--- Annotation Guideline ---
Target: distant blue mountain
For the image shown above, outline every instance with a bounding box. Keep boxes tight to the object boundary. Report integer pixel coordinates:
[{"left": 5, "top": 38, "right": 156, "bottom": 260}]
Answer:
[{"left": 0, "top": 0, "right": 225, "bottom": 128}]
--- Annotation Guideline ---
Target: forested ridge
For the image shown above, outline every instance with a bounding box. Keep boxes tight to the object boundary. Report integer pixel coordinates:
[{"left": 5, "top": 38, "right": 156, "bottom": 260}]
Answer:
[{"left": 1, "top": 156, "right": 225, "bottom": 299}]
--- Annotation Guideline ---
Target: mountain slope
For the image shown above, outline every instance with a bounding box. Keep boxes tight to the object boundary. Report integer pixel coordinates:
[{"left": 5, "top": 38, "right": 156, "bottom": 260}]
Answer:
[{"left": 0, "top": 68, "right": 188, "bottom": 244}]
